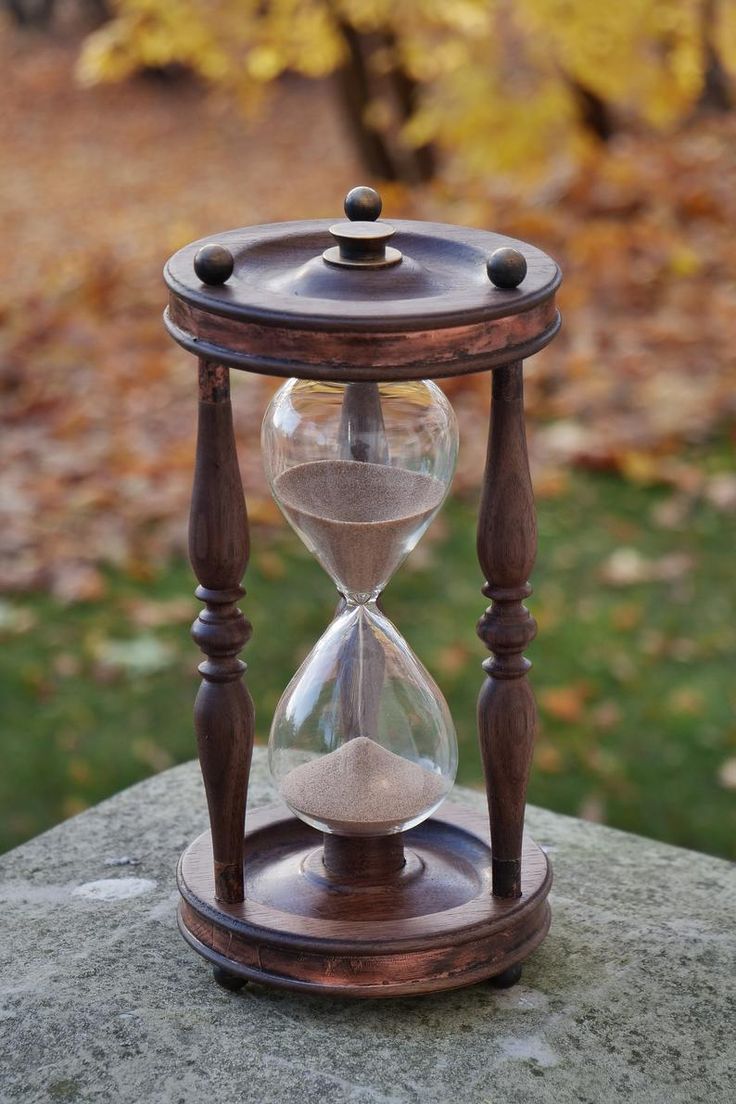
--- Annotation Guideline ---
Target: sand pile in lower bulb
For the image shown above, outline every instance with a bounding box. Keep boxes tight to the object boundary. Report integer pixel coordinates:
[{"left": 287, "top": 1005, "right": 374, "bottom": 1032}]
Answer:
[
  {"left": 279, "top": 736, "right": 447, "bottom": 836},
  {"left": 273, "top": 460, "right": 444, "bottom": 597}
]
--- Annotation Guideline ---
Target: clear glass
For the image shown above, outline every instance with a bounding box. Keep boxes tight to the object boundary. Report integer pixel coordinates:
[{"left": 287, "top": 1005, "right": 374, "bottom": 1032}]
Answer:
[{"left": 262, "top": 379, "right": 459, "bottom": 836}]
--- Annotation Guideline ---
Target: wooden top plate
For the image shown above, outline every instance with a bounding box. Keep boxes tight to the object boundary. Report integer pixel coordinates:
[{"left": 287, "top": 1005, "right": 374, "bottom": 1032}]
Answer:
[
  {"left": 164, "top": 220, "right": 561, "bottom": 381},
  {"left": 165, "top": 220, "right": 560, "bottom": 333}
]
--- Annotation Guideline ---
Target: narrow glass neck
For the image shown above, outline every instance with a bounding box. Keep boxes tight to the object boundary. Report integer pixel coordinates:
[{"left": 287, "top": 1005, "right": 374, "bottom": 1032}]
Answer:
[{"left": 341, "top": 590, "right": 382, "bottom": 608}]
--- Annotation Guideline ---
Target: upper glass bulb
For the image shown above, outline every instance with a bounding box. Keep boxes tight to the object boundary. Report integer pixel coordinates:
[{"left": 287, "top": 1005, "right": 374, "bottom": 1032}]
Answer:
[{"left": 262, "top": 380, "right": 458, "bottom": 602}]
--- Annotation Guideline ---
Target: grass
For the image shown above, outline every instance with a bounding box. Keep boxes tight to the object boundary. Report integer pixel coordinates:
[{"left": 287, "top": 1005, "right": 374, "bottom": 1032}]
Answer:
[{"left": 1, "top": 465, "right": 734, "bottom": 859}]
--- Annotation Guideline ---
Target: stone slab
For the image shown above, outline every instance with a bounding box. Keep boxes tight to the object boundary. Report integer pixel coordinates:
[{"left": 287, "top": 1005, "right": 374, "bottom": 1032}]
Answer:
[{"left": 0, "top": 750, "right": 734, "bottom": 1103}]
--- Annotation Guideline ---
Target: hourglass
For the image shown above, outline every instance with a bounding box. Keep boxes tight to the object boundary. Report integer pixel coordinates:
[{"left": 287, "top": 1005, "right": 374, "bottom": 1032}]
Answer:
[
  {"left": 264, "top": 377, "right": 458, "bottom": 851},
  {"left": 166, "top": 187, "right": 562, "bottom": 996}
]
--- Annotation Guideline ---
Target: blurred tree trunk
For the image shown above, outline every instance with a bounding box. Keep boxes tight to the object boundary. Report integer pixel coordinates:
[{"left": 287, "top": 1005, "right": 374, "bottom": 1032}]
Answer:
[
  {"left": 695, "top": 0, "right": 732, "bottom": 113},
  {"left": 381, "top": 29, "right": 436, "bottom": 183},
  {"left": 4, "top": 0, "right": 54, "bottom": 25},
  {"left": 335, "top": 22, "right": 399, "bottom": 181},
  {"left": 334, "top": 20, "right": 437, "bottom": 183},
  {"left": 566, "top": 76, "right": 616, "bottom": 142}
]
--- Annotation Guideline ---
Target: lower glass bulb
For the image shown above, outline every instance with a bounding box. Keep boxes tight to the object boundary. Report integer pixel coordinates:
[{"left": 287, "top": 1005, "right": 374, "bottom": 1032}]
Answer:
[{"left": 268, "top": 603, "right": 457, "bottom": 836}]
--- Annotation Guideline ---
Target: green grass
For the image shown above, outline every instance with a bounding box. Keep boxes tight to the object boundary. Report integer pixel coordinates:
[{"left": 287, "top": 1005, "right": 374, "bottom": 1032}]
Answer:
[{"left": 1, "top": 467, "right": 734, "bottom": 858}]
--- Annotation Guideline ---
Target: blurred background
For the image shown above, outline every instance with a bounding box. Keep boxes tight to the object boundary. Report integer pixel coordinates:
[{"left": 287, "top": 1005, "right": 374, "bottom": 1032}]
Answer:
[{"left": 1, "top": 0, "right": 734, "bottom": 858}]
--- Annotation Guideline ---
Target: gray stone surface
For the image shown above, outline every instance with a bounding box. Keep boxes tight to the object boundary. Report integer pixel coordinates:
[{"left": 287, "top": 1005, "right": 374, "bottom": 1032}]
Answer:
[{"left": 0, "top": 749, "right": 734, "bottom": 1104}]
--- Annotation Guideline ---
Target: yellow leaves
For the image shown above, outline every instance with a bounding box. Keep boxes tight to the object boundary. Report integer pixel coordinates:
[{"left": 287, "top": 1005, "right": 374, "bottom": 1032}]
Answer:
[
  {"left": 619, "top": 452, "right": 664, "bottom": 486},
  {"left": 717, "top": 2, "right": 736, "bottom": 74},
  {"left": 247, "top": 497, "right": 284, "bottom": 526},
  {"left": 363, "top": 96, "right": 395, "bottom": 134},
  {"left": 522, "top": 0, "right": 703, "bottom": 126},
  {"left": 77, "top": 0, "right": 732, "bottom": 187},
  {"left": 77, "top": 24, "right": 138, "bottom": 86},
  {"left": 246, "top": 46, "right": 284, "bottom": 83}
]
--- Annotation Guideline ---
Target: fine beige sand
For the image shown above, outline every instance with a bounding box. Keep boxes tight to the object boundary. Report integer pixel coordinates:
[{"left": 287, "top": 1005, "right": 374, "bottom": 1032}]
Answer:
[
  {"left": 279, "top": 736, "right": 448, "bottom": 835},
  {"left": 273, "top": 460, "right": 444, "bottom": 597}
]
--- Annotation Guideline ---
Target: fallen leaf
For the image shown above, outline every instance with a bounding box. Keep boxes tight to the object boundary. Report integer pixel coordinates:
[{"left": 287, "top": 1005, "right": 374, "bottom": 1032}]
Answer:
[
  {"left": 539, "top": 683, "right": 590, "bottom": 723},
  {"left": 717, "top": 758, "right": 736, "bottom": 790},
  {"left": 255, "top": 550, "right": 286, "bottom": 580},
  {"left": 131, "top": 738, "right": 174, "bottom": 772},
  {"left": 578, "top": 794, "right": 605, "bottom": 823},
  {"left": 600, "top": 548, "right": 694, "bottom": 586},
  {"left": 534, "top": 742, "right": 563, "bottom": 773},
  {"left": 0, "top": 600, "right": 36, "bottom": 634},
  {"left": 94, "top": 635, "right": 175, "bottom": 676},
  {"left": 51, "top": 564, "right": 107, "bottom": 604},
  {"left": 125, "top": 596, "right": 195, "bottom": 628},
  {"left": 62, "top": 796, "right": 89, "bottom": 818},
  {"left": 68, "top": 759, "right": 92, "bottom": 785},
  {"left": 667, "top": 687, "right": 705, "bottom": 716},
  {"left": 704, "top": 473, "right": 736, "bottom": 512},
  {"left": 591, "top": 700, "right": 621, "bottom": 730},
  {"left": 434, "top": 642, "right": 472, "bottom": 676},
  {"left": 611, "top": 603, "right": 642, "bottom": 631},
  {"left": 53, "top": 653, "right": 82, "bottom": 678}
]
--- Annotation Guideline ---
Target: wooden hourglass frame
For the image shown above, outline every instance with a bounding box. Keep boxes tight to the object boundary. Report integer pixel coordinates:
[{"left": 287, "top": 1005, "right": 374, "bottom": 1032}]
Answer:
[{"left": 164, "top": 189, "right": 561, "bottom": 997}]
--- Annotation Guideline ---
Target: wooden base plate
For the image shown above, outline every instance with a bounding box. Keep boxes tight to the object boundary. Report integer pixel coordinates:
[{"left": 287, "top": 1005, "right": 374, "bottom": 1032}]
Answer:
[{"left": 178, "top": 801, "right": 552, "bottom": 998}]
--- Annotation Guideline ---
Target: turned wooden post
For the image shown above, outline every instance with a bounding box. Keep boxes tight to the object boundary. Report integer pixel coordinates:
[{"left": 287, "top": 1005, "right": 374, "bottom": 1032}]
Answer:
[
  {"left": 189, "top": 359, "right": 254, "bottom": 903},
  {"left": 477, "top": 362, "right": 538, "bottom": 899}
]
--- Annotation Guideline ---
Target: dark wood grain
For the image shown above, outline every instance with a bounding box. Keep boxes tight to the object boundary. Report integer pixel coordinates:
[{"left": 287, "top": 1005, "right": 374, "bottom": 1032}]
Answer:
[
  {"left": 164, "top": 219, "right": 561, "bottom": 332},
  {"left": 334, "top": 380, "right": 388, "bottom": 727},
  {"left": 476, "top": 363, "right": 539, "bottom": 899},
  {"left": 164, "top": 297, "right": 560, "bottom": 382},
  {"left": 177, "top": 802, "right": 552, "bottom": 996},
  {"left": 189, "top": 359, "right": 254, "bottom": 903},
  {"left": 164, "top": 216, "right": 560, "bottom": 382},
  {"left": 338, "top": 382, "right": 389, "bottom": 463},
  {"left": 322, "top": 832, "right": 406, "bottom": 882}
]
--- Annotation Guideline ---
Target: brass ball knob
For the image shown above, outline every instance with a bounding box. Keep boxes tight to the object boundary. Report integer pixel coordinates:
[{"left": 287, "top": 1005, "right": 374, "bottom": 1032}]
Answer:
[
  {"left": 487, "top": 247, "right": 527, "bottom": 289},
  {"left": 344, "top": 186, "right": 382, "bottom": 223},
  {"left": 194, "top": 243, "right": 234, "bottom": 285}
]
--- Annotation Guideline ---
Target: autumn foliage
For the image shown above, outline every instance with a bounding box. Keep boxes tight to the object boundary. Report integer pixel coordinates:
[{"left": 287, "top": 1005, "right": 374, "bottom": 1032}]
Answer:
[
  {"left": 1, "top": 7, "right": 735, "bottom": 599},
  {"left": 79, "top": 0, "right": 736, "bottom": 178}
]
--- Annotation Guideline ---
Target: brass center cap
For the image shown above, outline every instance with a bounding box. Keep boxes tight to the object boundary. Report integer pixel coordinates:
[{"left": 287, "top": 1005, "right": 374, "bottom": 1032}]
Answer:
[{"left": 323, "top": 220, "right": 403, "bottom": 269}]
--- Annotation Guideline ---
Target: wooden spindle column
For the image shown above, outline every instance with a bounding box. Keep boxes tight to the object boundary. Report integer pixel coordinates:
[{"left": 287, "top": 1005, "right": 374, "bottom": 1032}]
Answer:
[
  {"left": 477, "top": 362, "right": 538, "bottom": 899},
  {"left": 338, "top": 382, "right": 389, "bottom": 464},
  {"left": 189, "top": 359, "right": 254, "bottom": 903}
]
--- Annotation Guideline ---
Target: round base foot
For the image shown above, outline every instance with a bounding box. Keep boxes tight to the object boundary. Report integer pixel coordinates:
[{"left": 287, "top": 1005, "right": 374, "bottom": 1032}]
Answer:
[
  {"left": 178, "top": 802, "right": 552, "bottom": 998},
  {"left": 212, "top": 965, "right": 247, "bottom": 992},
  {"left": 489, "top": 963, "right": 523, "bottom": 989}
]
